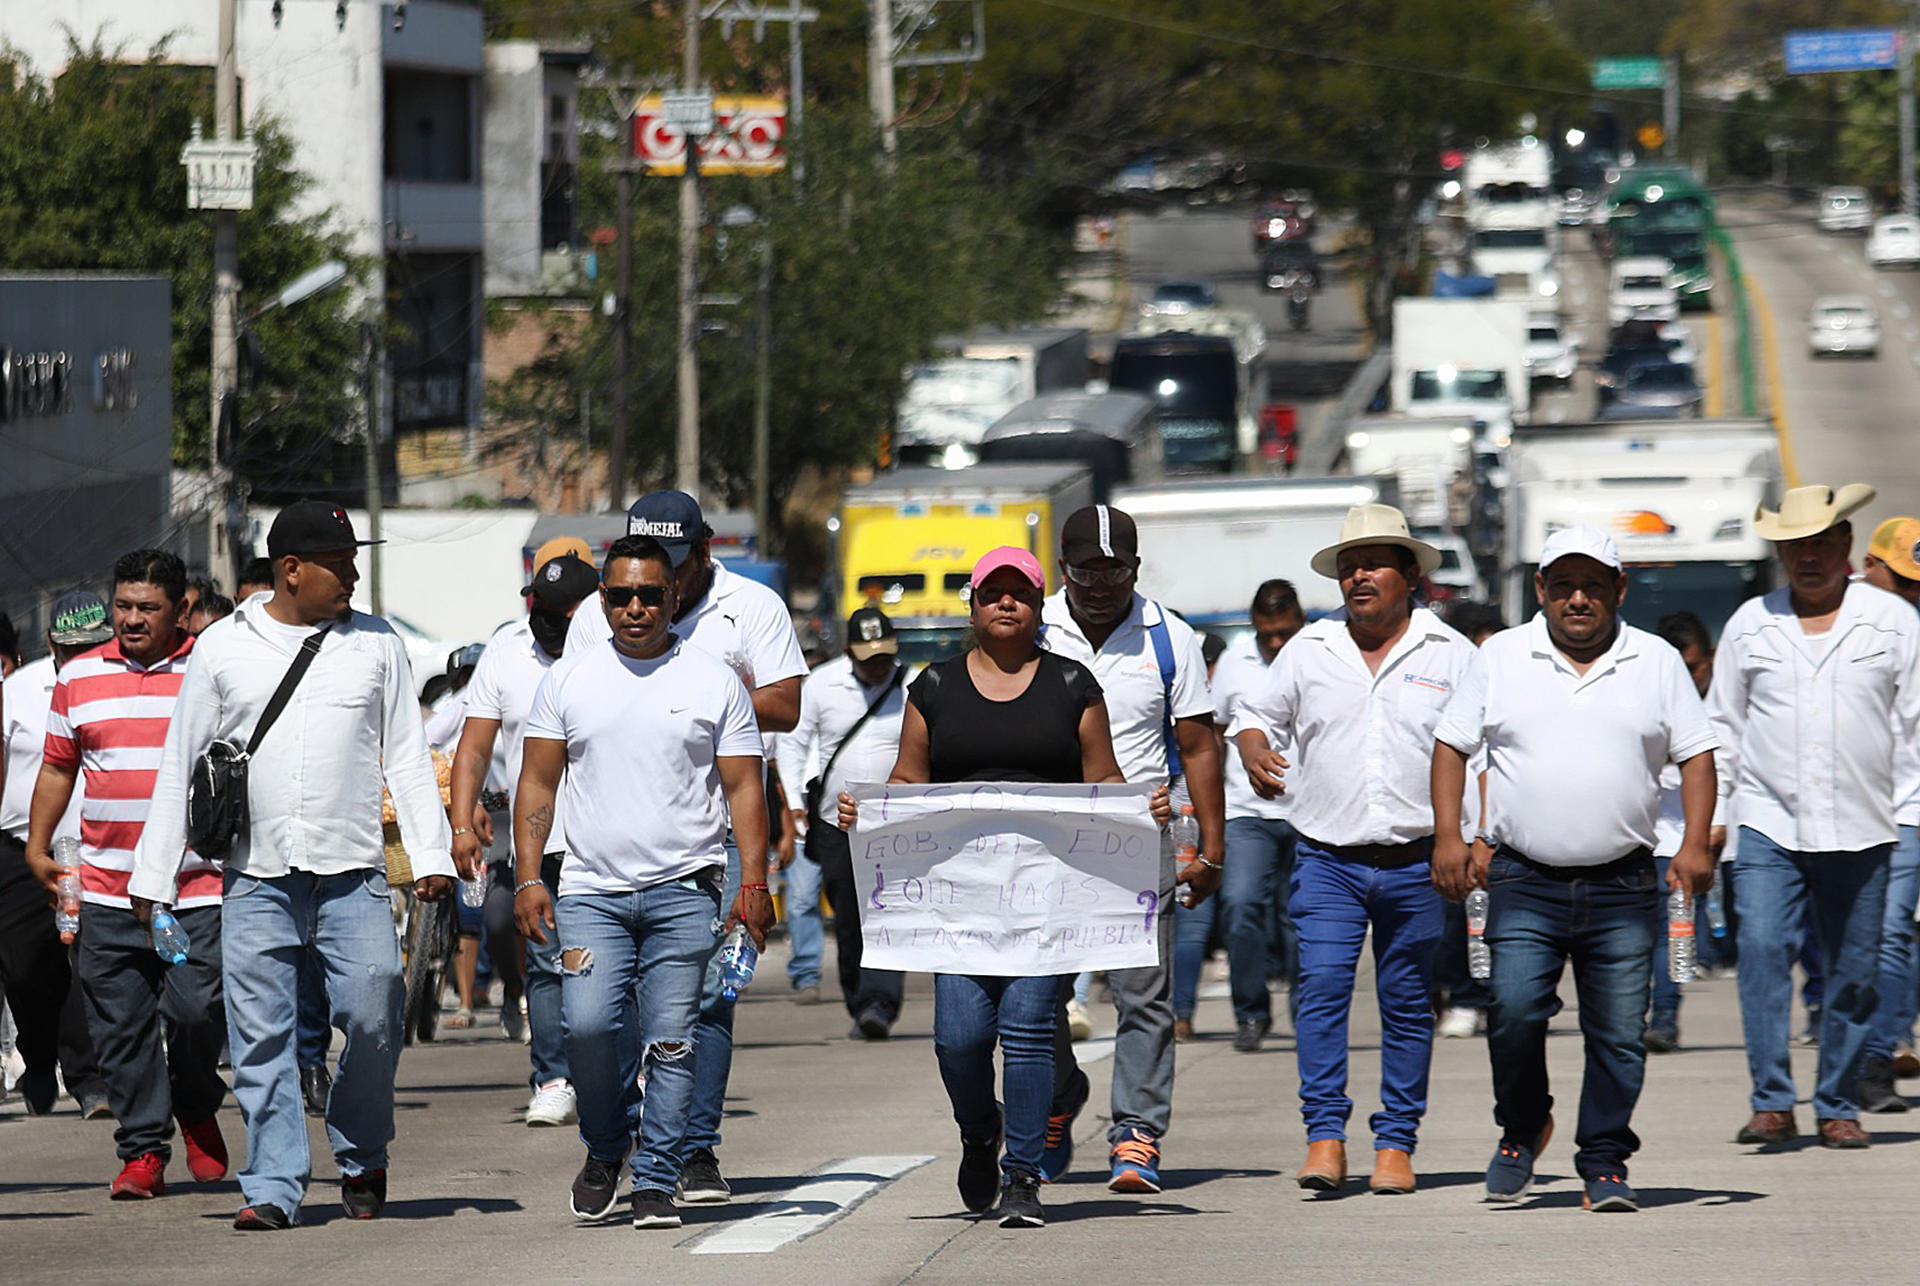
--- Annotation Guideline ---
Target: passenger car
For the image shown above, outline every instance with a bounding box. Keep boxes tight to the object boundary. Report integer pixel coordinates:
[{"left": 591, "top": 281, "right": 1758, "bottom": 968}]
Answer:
[{"left": 1807, "top": 294, "right": 1880, "bottom": 358}]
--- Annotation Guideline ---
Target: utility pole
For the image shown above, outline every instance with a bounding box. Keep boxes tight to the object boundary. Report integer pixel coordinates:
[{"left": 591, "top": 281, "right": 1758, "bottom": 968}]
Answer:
[
  {"left": 361, "top": 323, "right": 386, "bottom": 614},
  {"left": 867, "top": 0, "right": 897, "bottom": 155},
  {"left": 209, "top": 0, "right": 241, "bottom": 590},
  {"left": 1903, "top": 29, "right": 1917, "bottom": 215},
  {"left": 1663, "top": 56, "right": 1679, "bottom": 158},
  {"left": 676, "top": 0, "right": 704, "bottom": 497},
  {"left": 611, "top": 159, "right": 634, "bottom": 509},
  {"left": 788, "top": 1, "right": 808, "bottom": 185}
]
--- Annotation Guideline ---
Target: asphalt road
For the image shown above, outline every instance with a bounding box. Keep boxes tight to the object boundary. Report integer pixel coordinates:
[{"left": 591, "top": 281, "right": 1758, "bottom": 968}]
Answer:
[{"left": 5, "top": 938, "right": 1920, "bottom": 1284}]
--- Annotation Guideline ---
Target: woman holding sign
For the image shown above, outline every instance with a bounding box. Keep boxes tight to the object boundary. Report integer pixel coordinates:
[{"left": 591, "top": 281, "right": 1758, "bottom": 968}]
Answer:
[{"left": 841, "top": 546, "right": 1133, "bottom": 1229}]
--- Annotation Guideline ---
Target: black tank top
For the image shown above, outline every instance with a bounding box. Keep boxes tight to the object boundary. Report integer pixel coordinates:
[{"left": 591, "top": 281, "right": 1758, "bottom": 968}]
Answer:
[{"left": 911, "top": 650, "right": 1103, "bottom": 784}]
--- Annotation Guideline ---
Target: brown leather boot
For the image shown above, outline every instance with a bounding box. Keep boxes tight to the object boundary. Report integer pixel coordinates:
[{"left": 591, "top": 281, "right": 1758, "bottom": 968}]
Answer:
[
  {"left": 1296, "top": 1139, "right": 1347, "bottom": 1191},
  {"left": 1369, "top": 1147, "right": 1415, "bottom": 1194},
  {"left": 1735, "top": 1110, "right": 1798, "bottom": 1145}
]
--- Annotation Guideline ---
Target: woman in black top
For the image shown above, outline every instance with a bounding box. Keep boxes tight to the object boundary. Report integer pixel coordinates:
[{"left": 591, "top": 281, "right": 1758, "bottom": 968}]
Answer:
[{"left": 842, "top": 546, "right": 1125, "bottom": 1228}]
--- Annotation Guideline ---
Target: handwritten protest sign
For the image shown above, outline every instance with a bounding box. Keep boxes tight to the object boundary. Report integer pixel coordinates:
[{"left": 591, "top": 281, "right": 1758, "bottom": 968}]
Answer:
[{"left": 847, "top": 782, "right": 1164, "bottom": 976}]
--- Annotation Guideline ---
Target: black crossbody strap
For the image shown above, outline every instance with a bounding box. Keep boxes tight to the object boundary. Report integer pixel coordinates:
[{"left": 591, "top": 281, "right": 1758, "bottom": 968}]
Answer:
[
  {"left": 816, "top": 664, "right": 906, "bottom": 794},
  {"left": 245, "top": 626, "right": 331, "bottom": 756}
]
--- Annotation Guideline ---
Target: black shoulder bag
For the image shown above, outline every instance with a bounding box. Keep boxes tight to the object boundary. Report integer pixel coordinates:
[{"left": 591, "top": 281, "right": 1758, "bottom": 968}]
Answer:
[
  {"left": 803, "top": 664, "right": 908, "bottom": 823},
  {"left": 186, "top": 626, "right": 330, "bottom": 859}
]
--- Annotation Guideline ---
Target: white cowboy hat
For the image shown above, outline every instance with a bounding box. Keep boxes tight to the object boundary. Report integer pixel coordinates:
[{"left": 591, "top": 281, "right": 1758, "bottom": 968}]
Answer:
[
  {"left": 1753, "top": 483, "right": 1876, "bottom": 542},
  {"left": 1310, "top": 503, "right": 1444, "bottom": 579}
]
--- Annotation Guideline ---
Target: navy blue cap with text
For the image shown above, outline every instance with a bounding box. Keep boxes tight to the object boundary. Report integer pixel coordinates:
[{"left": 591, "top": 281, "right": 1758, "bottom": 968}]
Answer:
[{"left": 626, "top": 491, "right": 705, "bottom": 567}]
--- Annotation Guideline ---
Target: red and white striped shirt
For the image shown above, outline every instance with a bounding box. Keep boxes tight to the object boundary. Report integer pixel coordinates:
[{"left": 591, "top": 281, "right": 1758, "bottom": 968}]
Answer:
[{"left": 44, "top": 634, "right": 216, "bottom": 908}]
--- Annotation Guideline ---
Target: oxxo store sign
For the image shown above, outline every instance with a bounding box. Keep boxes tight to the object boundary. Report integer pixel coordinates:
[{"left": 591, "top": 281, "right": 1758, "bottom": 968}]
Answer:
[{"left": 0, "top": 345, "right": 139, "bottom": 420}]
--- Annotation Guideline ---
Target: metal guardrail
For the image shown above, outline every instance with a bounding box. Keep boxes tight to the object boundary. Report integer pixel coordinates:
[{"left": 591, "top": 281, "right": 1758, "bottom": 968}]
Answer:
[{"left": 1298, "top": 348, "right": 1391, "bottom": 474}]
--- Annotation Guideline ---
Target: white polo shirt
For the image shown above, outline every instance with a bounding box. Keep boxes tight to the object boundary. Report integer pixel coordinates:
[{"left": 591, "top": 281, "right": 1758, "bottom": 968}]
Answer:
[
  {"left": 525, "top": 634, "right": 763, "bottom": 895},
  {"left": 568, "top": 560, "right": 807, "bottom": 698},
  {"left": 1708, "top": 582, "right": 1920, "bottom": 853},
  {"left": 1040, "top": 591, "right": 1212, "bottom": 785},
  {"left": 463, "top": 619, "right": 564, "bottom": 859},
  {"left": 1231, "top": 607, "right": 1480, "bottom": 848},
  {"left": 773, "top": 654, "right": 911, "bottom": 828},
  {"left": 1211, "top": 636, "right": 1287, "bottom": 822}
]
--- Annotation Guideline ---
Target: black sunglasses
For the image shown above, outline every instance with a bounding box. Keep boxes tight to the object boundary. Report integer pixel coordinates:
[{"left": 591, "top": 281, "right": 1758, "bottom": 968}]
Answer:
[{"left": 603, "top": 584, "right": 669, "bottom": 609}]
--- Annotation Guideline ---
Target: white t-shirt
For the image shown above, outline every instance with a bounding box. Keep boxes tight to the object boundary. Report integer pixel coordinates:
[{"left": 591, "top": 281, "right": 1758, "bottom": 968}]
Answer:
[
  {"left": 463, "top": 619, "right": 563, "bottom": 858},
  {"left": 1040, "top": 592, "right": 1212, "bottom": 784},
  {"left": 1211, "top": 637, "right": 1287, "bottom": 821},
  {"left": 1, "top": 656, "right": 82, "bottom": 843},
  {"left": 526, "top": 635, "right": 763, "bottom": 895},
  {"left": 568, "top": 560, "right": 806, "bottom": 696},
  {"left": 1438, "top": 617, "right": 1718, "bottom": 866}
]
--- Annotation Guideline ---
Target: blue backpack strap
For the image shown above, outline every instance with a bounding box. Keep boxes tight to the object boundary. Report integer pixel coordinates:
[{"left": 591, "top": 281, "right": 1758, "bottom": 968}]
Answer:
[{"left": 1146, "top": 604, "right": 1182, "bottom": 780}]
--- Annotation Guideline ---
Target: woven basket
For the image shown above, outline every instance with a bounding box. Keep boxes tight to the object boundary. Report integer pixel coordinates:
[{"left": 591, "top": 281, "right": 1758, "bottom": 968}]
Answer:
[{"left": 381, "top": 748, "right": 453, "bottom": 887}]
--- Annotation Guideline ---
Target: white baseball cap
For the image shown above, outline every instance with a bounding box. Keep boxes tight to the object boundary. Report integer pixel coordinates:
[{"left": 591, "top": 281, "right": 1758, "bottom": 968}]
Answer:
[{"left": 1539, "top": 525, "right": 1623, "bottom": 573}]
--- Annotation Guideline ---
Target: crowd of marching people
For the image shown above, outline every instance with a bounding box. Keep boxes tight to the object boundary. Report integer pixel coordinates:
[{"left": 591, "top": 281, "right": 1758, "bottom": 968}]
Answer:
[{"left": 1, "top": 479, "right": 1916, "bottom": 1230}]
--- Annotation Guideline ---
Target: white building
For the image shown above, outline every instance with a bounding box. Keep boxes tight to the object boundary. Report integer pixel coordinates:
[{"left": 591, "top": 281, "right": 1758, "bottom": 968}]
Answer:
[{"left": 1, "top": 0, "right": 488, "bottom": 446}]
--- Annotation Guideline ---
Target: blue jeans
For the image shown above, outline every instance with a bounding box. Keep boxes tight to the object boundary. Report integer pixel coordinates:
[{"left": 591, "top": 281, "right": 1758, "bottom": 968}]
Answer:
[
  {"left": 1222, "top": 816, "right": 1299, "bottom": 1025},
  {"left": 1172, "top": 895, "right": 1215, "bottom": 1020},
  {"left": 1289, "top": 838, "right": 1443, "bottom": 1152},
  {"left": 935, "top": 972, "right": 1058, "bottom": 1178},
  {"left": 557, "top": 875, "right": 722, "bottom": 1192},
  {"left": 783, "top": 847, "right": 823, "bottom": 991},
  {"left": 1486, "top": 849, "right": 1659, "bottom": 1178},
  {"left": 525, "top": 854, "right": 568, "bottom": 1088},
  {"left": 221, "top": 868, "right": 404, "bottom": 1217},
  {"left": 680, "top": 842, "right": 742, "bottom": 1159},
  {"left": 1735, "top": 828, "right": 1890, "bottom": 1119},
  {"left": 1869, "top": 826, "right": 1920, "bottom": 1060},
  {"left": 295, "top": 948, "right": 330, "bottom": 1069}
]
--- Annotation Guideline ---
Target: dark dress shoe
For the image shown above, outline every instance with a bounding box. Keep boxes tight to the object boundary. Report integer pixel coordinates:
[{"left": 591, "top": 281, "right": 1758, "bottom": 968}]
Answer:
[{"left": 300, "top": 1064, "right": 331, "bottom": 1118}]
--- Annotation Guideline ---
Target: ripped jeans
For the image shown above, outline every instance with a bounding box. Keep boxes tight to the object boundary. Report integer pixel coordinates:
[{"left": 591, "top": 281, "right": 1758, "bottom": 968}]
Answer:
[{"left": 556, "top": 874, "right": 723, "bottom": 1194}]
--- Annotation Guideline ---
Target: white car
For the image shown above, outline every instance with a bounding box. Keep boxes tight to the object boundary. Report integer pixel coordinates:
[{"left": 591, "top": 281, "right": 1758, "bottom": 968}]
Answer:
[
  {"left": 1867, "top": 216, "right": 1920, "bottom": 269},
  {"left": 1524, "top": 314, "right": 1577, "bottom": 383},
  {"left": 1413, "top": 529, "right": 1486, "bottom": 604},
  {"left": 1817, "top": 186, "right": 1873, "bottom": 234},
  {"left": 1608, "top": 255, "right": 1679, "bottom": 325},
  {"left": 1808, "top": 294, "right": 1880, "bottom": 358},
  {"left": 1657, "top": 321, "right": 1699, "bottom": 368}
]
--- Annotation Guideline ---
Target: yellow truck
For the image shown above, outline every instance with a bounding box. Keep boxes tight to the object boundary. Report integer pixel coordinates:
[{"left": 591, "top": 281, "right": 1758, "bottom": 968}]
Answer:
[{"left": 827, "top": 463, "right": 1094, "bottom": 661}]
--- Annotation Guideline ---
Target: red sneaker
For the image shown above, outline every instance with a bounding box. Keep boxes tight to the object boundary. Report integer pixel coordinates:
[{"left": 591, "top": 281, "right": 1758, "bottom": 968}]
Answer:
[
  {"left": 179, "top": 1117, "right": 230, "bottom": 1183},
  {"left": 110, "top": 1152, "right": 167, "bottom": 1200}
]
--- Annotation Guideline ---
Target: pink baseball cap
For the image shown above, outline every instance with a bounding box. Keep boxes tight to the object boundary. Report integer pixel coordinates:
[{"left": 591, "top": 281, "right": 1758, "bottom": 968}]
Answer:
[{"left": 970, "top": 545, "right": 1045, "bottom": 591}]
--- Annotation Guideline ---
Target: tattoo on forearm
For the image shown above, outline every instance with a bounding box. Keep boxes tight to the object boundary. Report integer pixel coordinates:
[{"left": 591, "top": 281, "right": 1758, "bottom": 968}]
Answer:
[{"left": 527, "top": 804, "right": 553, "bottom": 844}]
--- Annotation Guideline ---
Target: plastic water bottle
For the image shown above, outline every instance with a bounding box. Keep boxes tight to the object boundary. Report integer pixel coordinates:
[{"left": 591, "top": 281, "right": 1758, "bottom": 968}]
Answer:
[
  {"left": 53, "top": 836, "right": 82, "bottom": 945},
  {"left": 1170, "top": 804, "right": 1199, "bottom": 904},
  {"left": 718, "top": 926, "right": 758, "bottom": 1001},
  {"left": 460, "top": 869, "right": 488, "bottom": 908},
  {"left": 1704, "top": 871, "right": 1728, "bottom": 939},
  {"left": 1466, "top": 888, "right": 1491, "bottom": 980},
  {"left": 1667, "top": 888, "right": 1696, "bottom": 983},
  {"left": 150, "top": 908, "right": 190, "bottom": 967}
]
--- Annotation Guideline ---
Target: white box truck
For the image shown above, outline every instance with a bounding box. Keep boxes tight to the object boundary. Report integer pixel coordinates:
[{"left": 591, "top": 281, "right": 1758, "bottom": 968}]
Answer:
[
  {"left": 1342, "top": 414, "right": 1478, "bottom": 530},
  {"left": 1391, "top": 298, "right": 1530, "bottom": 443}
]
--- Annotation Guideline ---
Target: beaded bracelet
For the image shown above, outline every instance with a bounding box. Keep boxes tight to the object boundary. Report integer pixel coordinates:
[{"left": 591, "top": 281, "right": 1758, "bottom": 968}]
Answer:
[
  {"left": 741, "top": 882, "right": 770, "bottom": 892},
  {"left": 512, "top": 879, "right": 545, "bottom": 896}
]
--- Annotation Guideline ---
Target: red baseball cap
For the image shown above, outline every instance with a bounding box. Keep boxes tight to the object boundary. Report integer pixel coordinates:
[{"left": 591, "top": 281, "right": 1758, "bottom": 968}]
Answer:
[{"left": 970, "top": 546, "right": 1044, "bottom": 591}]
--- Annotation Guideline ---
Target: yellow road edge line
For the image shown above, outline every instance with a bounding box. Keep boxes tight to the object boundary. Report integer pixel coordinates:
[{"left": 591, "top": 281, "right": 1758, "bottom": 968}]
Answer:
[
  {"left": 1743, "top": 267, "right": 1803, "bottom": 489},
  {"left": 1704, "top": 307, "right": 1725, "bottom": 419}
]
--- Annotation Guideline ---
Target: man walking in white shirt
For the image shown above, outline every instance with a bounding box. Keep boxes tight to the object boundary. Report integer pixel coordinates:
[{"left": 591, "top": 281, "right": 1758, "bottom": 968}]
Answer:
[
  {"left": 775, "top": 607, "right": 910, "bottom": 1038},
  {"left": 1709, "top": 484, "right": 1920, "bottom": 1149},
  {"left": 1231, "top": 504, "right": 1480, "bottom": 1196},
  {"left": 131, "top": 501, "right": 455, "bottom": 1229},
  {"left": 1433, "top": 527, "right": 1719, "bottom": 1212},
  {"left": 514, "top": 534, "right": 772, "bottom": 1230}
]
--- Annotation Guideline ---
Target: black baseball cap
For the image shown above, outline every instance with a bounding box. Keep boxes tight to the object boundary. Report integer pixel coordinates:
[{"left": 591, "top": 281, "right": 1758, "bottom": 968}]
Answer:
[
  {"left": 845, "top": 607, "right": 899, "bottom": 661},
  {"left": 524, "top": 554, "right": 600, "bottom": 608},
  {"left": 49, "top": 590, "right": 112, "bottom": 646},
  {"left": 626, "top": 491, "right": 705, "bottom": 568},
  {"left": 1061, "top": 504, "right": 1139, "bottom": 565},
  {"left": 267, "top": 500, "right": 383, "bottom": 560}
]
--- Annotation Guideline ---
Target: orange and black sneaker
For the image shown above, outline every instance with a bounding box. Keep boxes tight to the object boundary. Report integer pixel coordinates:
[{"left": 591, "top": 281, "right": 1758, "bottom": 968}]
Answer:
[
  {"left": 1039, "top": 1086, "right": 1087, "bottom": 1182},
  {"left": 1108, "top": 1127, "right": 1162, "bottom": 1194}
]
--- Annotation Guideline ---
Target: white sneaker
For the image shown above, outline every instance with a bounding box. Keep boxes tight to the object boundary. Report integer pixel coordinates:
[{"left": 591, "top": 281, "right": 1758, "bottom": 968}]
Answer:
[
  {"left": 527, "top": 1079, "right": 578, "bottom": 1127},
  {"left": 1437, "top": 1007, "right": 1483, "bottom": 1039},
  {"left": 1065, "top": 1000, "right": 1093, "bottom": 1042}
]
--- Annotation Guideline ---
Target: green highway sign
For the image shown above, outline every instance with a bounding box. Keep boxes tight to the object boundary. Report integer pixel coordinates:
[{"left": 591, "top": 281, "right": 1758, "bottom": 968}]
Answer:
[{"left": 1592, "top": 57, "right": 1667, "bottom": 90}]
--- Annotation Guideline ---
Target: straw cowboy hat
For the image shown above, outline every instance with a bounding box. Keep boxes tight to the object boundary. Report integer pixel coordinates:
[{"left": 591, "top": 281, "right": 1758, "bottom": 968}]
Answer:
[
  {"left": 1752, "top": 483, "right": 1876, "bottom": 542},
  {"left": 1310, "top": 503, "right": 1444, "bottom": 579}
]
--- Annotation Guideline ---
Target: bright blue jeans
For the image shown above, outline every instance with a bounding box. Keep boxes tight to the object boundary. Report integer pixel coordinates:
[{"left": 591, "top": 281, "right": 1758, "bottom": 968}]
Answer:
[
  {"left": 1734, "top": 828, "right": 1890, "bottom": 1120},
  {"left": 1289, "top": 838, "right": 1443, "bottom": 1152},
  {"left": 221, "top": 867, "right": 404, "bottom": 1218},
  {"left": 934, "top": 972, "right": 1058, "bottom": 1178},
  {"left": 1172, "top": 895, "right": 1215, "bottom": 1021},
  {"left": 1485, "top": 849, "right": 1658, "bottom": 1178},
  {"left": 1223, "top": 816, "right": 1299, "bottom": 1025},
  {"left": 680, "top": 842, "right": 741, "bottom": 1158},
  {"left": 783, "top": 848, "right": 823, "bottom": 991},
  {"left": 557, "top": 875, "right": 722, "bottom": 1193},
  {"left": 1869, "top": 826, "right": 1920, "bottom": 1061}
]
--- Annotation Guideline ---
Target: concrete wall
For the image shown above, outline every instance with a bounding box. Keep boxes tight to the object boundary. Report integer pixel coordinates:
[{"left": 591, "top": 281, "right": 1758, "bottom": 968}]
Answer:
[{"left": 483, "top": 41, "right": 544, "bottom": 297}]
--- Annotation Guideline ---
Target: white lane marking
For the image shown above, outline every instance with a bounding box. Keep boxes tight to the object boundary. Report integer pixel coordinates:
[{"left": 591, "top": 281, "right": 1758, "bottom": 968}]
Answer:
[
  {"left": 686, "top": 1155, "right": 936, "bottom": 1255},
  {"left": 1072, "top": 1035, "right": 1116, "bottom": 1064},
  {"left": 1198, "top": 980, "right": 1231, "bottom": 1000}
]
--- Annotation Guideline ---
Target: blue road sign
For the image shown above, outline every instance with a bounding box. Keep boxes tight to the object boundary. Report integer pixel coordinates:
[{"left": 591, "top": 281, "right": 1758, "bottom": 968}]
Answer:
[{"left": 1784, "top": 28, "right": 1901, "bottom": 74}]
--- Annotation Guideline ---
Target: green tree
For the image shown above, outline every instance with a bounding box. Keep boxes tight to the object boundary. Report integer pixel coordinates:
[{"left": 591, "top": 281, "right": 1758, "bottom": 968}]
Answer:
[{"left": 0, "top": 39, "right": 367, "bottom": 494}]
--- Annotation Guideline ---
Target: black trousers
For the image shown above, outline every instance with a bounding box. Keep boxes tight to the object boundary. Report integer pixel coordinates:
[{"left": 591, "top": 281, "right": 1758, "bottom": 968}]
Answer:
[
  {"left": 0, "top": 835, "right": 105, "bottom": 1109},
  {"left": 76, "top": 903, "right": 227, "bottom": 1160},
  {"left": 809, "top": 821, "right": 904, "bottom": 1025}
]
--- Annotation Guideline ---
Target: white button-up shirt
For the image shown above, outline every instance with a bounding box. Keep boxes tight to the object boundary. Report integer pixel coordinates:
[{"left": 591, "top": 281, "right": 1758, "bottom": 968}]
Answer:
[
  {"left": 774, "top": 654, "right": 910, "bottom": 830},
  {"left": 1212, "top": 635, "right": 1287, "bottom": 821},
  {"left": 1232, "top": 607, "right": 1480, "bottom": 848},
  {"left": 1437, "top": 617, "right": 1718, "bottom": 866},
  {"left": 1708, "top": 582, "right": 1920, "bottom": 853},
  {"left": 129, "top": 597, "right": 454, "bottom": 899},
  {"left": 1040, "top": 591, "right": 1213, "bottom": 785},
  {"left": 1, "top": 656, "right": 80, "bottom": 844}
]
